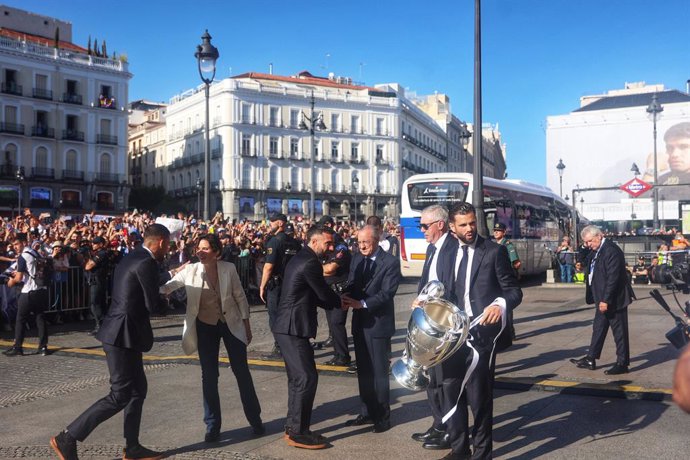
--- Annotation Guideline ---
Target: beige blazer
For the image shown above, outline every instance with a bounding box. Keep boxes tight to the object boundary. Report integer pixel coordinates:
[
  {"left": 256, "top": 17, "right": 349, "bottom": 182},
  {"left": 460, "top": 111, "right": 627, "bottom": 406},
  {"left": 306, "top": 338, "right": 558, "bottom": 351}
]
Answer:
[{"left": 160, "top": 261, "right": 250, "bottom": 355}]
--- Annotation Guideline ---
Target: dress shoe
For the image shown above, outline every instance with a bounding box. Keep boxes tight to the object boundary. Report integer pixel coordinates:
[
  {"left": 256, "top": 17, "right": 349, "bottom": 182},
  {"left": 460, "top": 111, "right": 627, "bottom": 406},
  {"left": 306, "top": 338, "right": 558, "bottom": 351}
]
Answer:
[
  {"left": 345, "top": 414, "right": 374, "bottom": 426},
  {"left": 321, "top": 336, "right": 333, "bottom": 348},
  {"left": 310, "top": 341, "right": 323, "bottom": 350},
  {"left": 372, "top": 420, "right": 391, "bottom": 433},
  {"left": 50, "top": 430, "right": 79, "bottom": 460},
  {"left": 3, "top": 347, "right": 23, "bottom": 357},
  {"left": 346, "top": 362, "right": 358, "bottom": 374},
  {"left": 251, "top": 423, "right": 266, "bottom": 436},
  {"left": 204, "top": 429, "right": 220, "bottom": 443},
  {"left": 285, "top": 431, "right": 328, "bottom": 449},
  {"left": 604, "top": 363, "right": 629, "bottom": 375},
  {"left": 412, "top": 426, "right": 445, "bottom": 442},
  {"left": 122, "top": 443, "right": 164, "bottom": 460},
  {"left": 38, "top": 346, "right": 49, "bottom": 356},
  {"left": 570, "top": 356, "right": 596, "bottom": 370},
  {"left": 323, "top": 356, "right": 351, "bottom": 366},
  {"left": 423, "top": 432, "right": 451, "bottom": 450}
]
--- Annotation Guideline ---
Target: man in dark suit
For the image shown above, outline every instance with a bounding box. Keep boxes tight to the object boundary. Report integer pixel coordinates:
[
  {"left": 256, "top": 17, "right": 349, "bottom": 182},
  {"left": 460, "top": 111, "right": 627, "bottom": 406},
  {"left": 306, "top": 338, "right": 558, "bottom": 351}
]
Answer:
[
  {"left": 342, "top": 224, "right": 401, "bottom": 433},
  {"left": 51, "top": 224, "right": 171, "bottom": 460},
  {"left": 439, "top": 202, "right": 522, "bottom": 460},
  {"left": 272, "top": 226, "right": 341, "bottom": 450},
  {"left": 411, "top": 205, "right": 458, "bottom": 448},
  {"left": 570, "top": 225, "right": 633, "bottom": 375}
]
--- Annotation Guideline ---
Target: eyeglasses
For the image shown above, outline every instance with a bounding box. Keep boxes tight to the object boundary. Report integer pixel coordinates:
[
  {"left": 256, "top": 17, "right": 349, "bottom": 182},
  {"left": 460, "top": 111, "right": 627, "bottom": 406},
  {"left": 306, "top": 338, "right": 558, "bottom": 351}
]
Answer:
[{"left": 419, "top": 220, "right": 440, "bottom": 231}]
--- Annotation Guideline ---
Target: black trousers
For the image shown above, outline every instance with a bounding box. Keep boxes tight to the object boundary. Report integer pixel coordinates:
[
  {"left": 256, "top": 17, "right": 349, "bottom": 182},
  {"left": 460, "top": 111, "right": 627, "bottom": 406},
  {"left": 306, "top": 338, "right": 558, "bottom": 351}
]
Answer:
[
  {"left": 443, "top": 341, "right": 497, "bottom": 459},
  {"left": 67, "top": 343, "right": 147, "bottom": 444},
  {"left": 274, "top": 333, "right": 317, "bottom": 434},
  {"left": 196, "top": 319, "right": 262, "bottom": 431},
  {"left": 427, "top": 365, "right": 446, "bottom": 431},
  {"left": 353, "top": 332, "right": 391, "bottom": 424},
  {"left": 14, "top": 289, "right": 48, "bottom": 349},
  {"left": 588, "top": 305, "right": 630, "bottom": 366},
  {"left": 326, "top": 306, "right": 350, "bottom": 360}
]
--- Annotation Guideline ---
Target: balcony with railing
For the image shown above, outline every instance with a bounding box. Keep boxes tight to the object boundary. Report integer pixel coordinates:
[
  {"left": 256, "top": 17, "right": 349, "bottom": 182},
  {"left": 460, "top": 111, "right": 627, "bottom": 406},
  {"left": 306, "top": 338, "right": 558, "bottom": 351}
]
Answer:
[
  {"left": 95, "top": 172, "right": 121, "bottom": 183},
  {"left": 62, "top": 169, "right": 84, "bottom": 181},
  {"left": 191, "top": 153, "right": 203, "bottom": 164},
  {"left": 62, "top": 129, "right": 84, "bottom": 142},
  {"left": 0, "top": 122, "right": 25, "bottom": 135},
  {"left": 0, "top": 164, "right": 17, "bottom": 178},
  {"left": 62, "top": 92, "right": 82, "bottom": 105},
  {"left": 1, "top": 81, "right": 22, "bottom": 96},
  {"left": 211, "top": 148, "right": 222, "bottom": 159},
  {"left": 32, "top": 88, "right": 53, "bottom": 100},
  {"left": 31, "top": 126, "right": 55, "bottom": 138},
  {"left": 96, "top": 134, "right": 118, "bottom": 145},
  {"left": 60, "top": 199, "right": 82, "bottom": 209},
  {"left": 97, "top": 96, "right": 117, "bottom": 109},
  {"left": 31, "top": 167, "right": 55, "bottom": 179}
]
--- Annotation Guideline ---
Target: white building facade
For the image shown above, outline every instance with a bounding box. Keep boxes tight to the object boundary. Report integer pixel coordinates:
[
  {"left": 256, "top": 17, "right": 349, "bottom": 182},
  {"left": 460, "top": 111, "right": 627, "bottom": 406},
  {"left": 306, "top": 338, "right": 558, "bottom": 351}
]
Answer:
[{"left": 0, "top": 5, "right": 131, "bottom": 214}]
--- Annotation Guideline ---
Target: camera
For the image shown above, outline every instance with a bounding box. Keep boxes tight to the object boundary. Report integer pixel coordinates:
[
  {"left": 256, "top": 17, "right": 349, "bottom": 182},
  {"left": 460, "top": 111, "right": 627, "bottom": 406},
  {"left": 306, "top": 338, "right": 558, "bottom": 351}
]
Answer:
[
  {"left": 650, "top": 289, "right": 690, "bottom": 349},
  {"left": 650, "top": 253, "right": 690, "bottom": 294}
]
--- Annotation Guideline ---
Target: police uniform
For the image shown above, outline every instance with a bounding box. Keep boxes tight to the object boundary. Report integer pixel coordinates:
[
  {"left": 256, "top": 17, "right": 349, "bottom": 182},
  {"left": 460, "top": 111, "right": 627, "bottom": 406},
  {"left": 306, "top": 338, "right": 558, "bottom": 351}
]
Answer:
[
  {"left": 87, "top": 237, "right": 111, "bottom": 334},
  {"left": 323, "top": 233, "right": 352, "bottom": 364},
  {"left": 265, "top": 231, "right": 287, "bottom": 331},
  {"left": 494, "top": 222, "right": 519, "bottom": 341}
]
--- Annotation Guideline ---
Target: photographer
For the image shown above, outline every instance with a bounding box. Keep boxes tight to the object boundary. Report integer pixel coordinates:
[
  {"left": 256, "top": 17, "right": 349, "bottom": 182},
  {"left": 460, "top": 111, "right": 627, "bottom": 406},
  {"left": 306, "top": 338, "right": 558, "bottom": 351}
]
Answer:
[{"left": 84, "top": 236, "right": 110, "bottom": 335}]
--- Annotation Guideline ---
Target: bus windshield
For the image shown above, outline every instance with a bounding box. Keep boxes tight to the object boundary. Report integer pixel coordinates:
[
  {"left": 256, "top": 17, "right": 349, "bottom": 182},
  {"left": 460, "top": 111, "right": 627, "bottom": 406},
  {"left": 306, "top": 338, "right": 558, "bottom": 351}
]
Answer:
[{"left": 406, "top": 181, "right": 469, "bottom": 211}]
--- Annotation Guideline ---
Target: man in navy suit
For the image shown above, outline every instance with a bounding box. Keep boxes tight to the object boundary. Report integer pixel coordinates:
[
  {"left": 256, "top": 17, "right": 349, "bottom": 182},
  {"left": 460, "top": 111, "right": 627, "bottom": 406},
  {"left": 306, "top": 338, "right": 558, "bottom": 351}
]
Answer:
[
  {"left": 440, "top": 202, "right": 522, "bottom": 460},
  {"left": 51, "top": 224, "right": 170, "bottom": 460},
  {"left": 342, "top": 224, "right": 401, "bottom": 433},
  {"left": 411, "top": 205, "right": 458, "bottom": 449},
  {"left": 272, "top": 226, "right": 342, "bottom": 450},
  {"left": 570, "top": 225, "right": 633, "bottom": 375}
]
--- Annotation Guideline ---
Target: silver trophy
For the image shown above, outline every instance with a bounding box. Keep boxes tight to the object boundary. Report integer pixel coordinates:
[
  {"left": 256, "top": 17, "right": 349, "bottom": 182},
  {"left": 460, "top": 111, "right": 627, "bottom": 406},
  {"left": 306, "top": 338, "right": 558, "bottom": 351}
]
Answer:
[{"left": 392, "top": 281, "right": 470, "bottom": 391}]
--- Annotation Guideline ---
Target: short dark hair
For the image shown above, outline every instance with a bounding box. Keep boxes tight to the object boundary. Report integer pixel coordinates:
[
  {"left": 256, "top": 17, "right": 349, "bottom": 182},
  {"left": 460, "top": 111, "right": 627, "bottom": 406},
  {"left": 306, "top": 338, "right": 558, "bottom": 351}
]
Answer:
[
  {"left": 197, "top": 233, "right": 222, "bottom": 254},
  {"left": 366, "top": 215, "right": 382, "bottom": 227},
  {"left": 448, "top": 202, "right": 476, "bottom": 220},
  {"left": 306, "top": 225, "right": 334, "bottom": 242},
  {"left": 664, "top": 122, "right": 690, "bottom": 142},
  {"left": 144, "top": 224, "right": 170, "bottom": 242}
]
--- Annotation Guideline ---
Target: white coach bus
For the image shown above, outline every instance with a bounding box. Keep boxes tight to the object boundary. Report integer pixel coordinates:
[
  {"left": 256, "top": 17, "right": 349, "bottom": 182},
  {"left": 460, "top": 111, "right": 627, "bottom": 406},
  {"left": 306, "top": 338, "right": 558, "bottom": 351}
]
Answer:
[{"left": 399, "top": 173, "right": 579, "bottom": 277}]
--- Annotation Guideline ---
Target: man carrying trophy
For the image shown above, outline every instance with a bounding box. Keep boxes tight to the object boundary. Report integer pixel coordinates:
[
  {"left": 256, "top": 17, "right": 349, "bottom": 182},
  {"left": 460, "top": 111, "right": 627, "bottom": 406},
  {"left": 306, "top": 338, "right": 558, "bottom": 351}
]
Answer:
[
  {"left": 410, "top": 205, "right": 458, "bottom": 449},
  {"left": 440, "top": 202, "right": 522, "bottom": 460}
]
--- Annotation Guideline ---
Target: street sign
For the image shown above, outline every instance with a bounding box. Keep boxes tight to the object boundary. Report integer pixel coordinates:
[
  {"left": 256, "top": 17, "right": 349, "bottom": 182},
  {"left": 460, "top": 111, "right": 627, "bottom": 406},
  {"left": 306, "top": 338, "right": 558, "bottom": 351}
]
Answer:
[{"left": 619, "top": 177, "right": 652, "bottom": 198}]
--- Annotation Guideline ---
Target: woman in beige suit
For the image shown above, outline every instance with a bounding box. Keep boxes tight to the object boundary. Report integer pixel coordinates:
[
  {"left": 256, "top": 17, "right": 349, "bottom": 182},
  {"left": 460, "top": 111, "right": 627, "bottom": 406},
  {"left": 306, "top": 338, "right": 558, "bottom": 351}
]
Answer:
[{"left": 160, "top": 234, "right": 263, "bottom": 443}]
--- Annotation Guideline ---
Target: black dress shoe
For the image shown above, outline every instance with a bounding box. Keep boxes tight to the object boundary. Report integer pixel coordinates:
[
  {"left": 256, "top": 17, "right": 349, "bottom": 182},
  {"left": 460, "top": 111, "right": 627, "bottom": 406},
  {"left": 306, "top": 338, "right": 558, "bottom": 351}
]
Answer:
[
  {"left": 346, "top": 362, "right": 357, "bottom": 374},
  {"left": 38, "top": 346, "right": 49, "bottom": 356},
  {"left": 412, "top": 426, "right": 445, "bottom": 442},
  {"left": 122, "top": 444, "right": 164, "bottom": 460},
  {"left": 570, "top": 356, "right": 596, "bottom": 370},
  {"left": 423, "top": 432, "right": 451, "bottom": 450},
  {"left": 285, "top": 431, "right": 328, "bottom": 449},
  {"left": 251, "top": 423, "right": 266, "bottom": 436},
  {"left": 345, "top": 414, "right": 374, "bottom": 426},
  {"left": 3, "top": 347, "right": 23, "bottom": 357},
  {"left": 372, "top": 420, "right": 391, "bottom": 433},
  {"left": 604, "top": 363, "right": 629, "bottom": 375},
  {"left": 324, "top": 356, "right": 351, "bottom": 366},
  {"left": 204, "top": 429, "right": 220, "bottom": 443},
  {"left": 50, "top": 430, "right": 78, "bottom": 460},
  {"left": 321, "top": 336, "right": 333, "bottom": 348}
]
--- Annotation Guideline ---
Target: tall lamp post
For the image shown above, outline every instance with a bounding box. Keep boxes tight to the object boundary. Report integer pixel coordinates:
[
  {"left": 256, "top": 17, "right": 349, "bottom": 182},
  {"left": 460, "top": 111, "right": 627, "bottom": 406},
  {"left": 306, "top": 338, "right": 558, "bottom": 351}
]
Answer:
[
  {"left": 16, "top": 166, "right": 24, "bottom": 212},
  {"left": 556, "top": 158, "right": 565, "bottom": 197},
  {"left": 352, "top": 174, "right": 359, "bottom": 224},
  {"left": 646, "top": 93, "right": 663, "bottom": 230},
  {"left": 195, "top": 30, "right": 219, "bottom": 221},
  {"left": 472, "top": 0, "right": 487, "bottom": 237},
  {"left": 298, "top": 90, "right": 327, "bottom": 221},
  {"left": 195, "top": 178, "right": 202, "bottom": 217}
]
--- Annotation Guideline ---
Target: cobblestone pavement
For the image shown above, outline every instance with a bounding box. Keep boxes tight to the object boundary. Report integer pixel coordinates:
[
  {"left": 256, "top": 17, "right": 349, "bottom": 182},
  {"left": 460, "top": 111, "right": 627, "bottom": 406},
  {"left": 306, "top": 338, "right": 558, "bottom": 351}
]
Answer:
[{"left": 0, "top": 445, "right": 277, "bottom": 459}]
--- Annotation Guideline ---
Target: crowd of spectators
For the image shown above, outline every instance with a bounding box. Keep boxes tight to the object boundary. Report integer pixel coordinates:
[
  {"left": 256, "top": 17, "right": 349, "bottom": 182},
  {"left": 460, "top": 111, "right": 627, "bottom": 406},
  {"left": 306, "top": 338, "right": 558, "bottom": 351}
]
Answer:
[{"left": 0, "top": 207, "right": 400, "bottom": 334}]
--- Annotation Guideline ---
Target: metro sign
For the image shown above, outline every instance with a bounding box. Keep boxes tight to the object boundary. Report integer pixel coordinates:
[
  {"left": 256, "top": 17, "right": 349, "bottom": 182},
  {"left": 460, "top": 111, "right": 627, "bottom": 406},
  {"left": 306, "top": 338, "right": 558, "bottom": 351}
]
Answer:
[{"left": 620, "top": 177, "right": 652, "bottom": 198}]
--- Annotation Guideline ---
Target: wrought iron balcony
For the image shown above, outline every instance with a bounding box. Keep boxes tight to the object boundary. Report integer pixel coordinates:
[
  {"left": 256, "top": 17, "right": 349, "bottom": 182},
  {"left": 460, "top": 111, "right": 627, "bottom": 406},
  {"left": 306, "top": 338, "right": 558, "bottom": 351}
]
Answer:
[
  {"left": 32, "top": 88, "right": 53, "bottom": 100},
  {"left": 211, "top": 148, "right": 222, "bottom": 159},
  {"left": 31, "top": 126, "right": 55, "bottom": 138},
  {"left": 62, "top": 129, "right": 84, "bottom": 142},
  {"left": 0, "top": 164, "right": 17, "bottom": 178},
  {"left": 0, "top": 122, "right": 25, "bottom": 135},
  {"left": 96, "top": 134, "right": 118, "bottom": 145},
  {"left": 31, "top": 167, "right": 55, "bottom": 178},
  {"left": 62, "top": 92, "right": 82, "bottom": 105},
  {"left": 62, "top": 169, "right": 84, "bottom": 181},
  {"left": 1, "top": 81, "right": 22, "bottom": 96},
  {"left": 95, "top": 172, "right": 120, "bottom": 183}
]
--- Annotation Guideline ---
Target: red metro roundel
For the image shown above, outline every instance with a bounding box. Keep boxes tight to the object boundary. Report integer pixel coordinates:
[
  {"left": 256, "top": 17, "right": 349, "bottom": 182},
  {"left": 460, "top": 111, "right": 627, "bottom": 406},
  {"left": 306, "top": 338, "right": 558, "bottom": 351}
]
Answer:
[{"left": 620, "top": 177, "right": 652, "bottom": 198}]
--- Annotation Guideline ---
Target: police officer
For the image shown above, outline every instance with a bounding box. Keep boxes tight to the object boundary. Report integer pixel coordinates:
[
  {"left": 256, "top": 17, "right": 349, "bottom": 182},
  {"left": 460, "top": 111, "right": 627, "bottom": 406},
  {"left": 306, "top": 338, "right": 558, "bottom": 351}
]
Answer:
[
  {"left": 260, "top": 213, "right": 289, "bottom": 359},
  {"left": 3, "top": 233, "right": 50, "bottom": 357},
  {"left": 85, "top": 236, "right": 110, "bottom": 336},
  {"left": 492, "top": 222, "right": 521, "bottom": 340},
  {"left": 317, "top": 215, "right": 352, "bottom": 366}
]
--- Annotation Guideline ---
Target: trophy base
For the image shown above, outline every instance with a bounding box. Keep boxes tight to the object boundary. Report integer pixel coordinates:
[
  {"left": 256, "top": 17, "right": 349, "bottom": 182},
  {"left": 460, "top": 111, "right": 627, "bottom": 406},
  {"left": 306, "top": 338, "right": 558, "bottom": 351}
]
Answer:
[{"left": 392, "top": 359, "right": 429, "bottom": 391}]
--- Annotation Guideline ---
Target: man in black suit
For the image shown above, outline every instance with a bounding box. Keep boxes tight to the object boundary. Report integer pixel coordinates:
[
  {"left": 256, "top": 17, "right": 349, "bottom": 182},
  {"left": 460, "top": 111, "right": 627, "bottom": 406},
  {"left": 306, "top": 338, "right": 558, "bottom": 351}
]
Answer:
[
  {"left": 272, "top": 226, "right": 341, "bottom": 450},
  {"left": 570, "top": 225, "right": 633, "bottom": 375},
  {"left": 51, "top": 224, "right": 171, "bottom": 460},
  {"left": 439, "top": 202, "right": 522, "bottom": 460},
  {"left": 342, "top": 224, "right": 401, "bottom": 433},
  {"left": 410, "top": 205, "right": 458, "bottom": 448}
]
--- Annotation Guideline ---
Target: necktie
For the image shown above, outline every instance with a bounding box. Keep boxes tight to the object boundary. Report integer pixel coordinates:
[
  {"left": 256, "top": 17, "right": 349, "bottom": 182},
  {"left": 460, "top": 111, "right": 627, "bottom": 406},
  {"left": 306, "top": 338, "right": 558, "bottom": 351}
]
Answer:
[
  {"left": 423, "top": 245, "right": 436, "bottom": 281},
  {"left": 364, "top": 258, "right": 374, "bottom": 279},
  {"left": 455, "top": 245, "right": 469, "bottom": 302}
]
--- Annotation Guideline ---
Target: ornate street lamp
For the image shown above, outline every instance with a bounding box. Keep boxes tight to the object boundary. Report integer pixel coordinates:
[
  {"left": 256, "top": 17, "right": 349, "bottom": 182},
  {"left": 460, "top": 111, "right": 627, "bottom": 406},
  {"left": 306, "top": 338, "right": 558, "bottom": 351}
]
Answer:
[
  {"left": 196, "top": 178, "right": 203, "bottom": 217},
  {"left": 352, "top": 174, "right": 359, "bottom": 224},
  {"left": 631, "top": 162, "right": 641, "bottom": 177},
  {"left": 646, "top": 93, "right": 663, "bottom": 230},
  {"left": 16, "top": 166, "right": 24, "bottom": 211},
  {"left": 298, "top": 90, "right": 327, "bottom": 221},
  {"left": 556, "top": 158, "right": 565, "bottom": 197},
  {"left": 195, "top": 30, "right": 219, "bottom": 221}
]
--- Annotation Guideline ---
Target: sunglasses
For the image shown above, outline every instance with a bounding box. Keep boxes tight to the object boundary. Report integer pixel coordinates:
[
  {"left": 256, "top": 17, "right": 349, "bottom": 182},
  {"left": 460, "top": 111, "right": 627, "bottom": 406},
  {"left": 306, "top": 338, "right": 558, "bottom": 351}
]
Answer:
[{"left": 419, "top": 220, "right": 440, "bottom": 231}]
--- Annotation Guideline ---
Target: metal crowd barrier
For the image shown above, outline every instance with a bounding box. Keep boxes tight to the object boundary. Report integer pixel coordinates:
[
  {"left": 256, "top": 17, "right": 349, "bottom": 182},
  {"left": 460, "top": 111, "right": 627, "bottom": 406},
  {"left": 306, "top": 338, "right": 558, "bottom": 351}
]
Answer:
[{"left": 44, "top": 265, "right": 113, "bottom": 315}]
